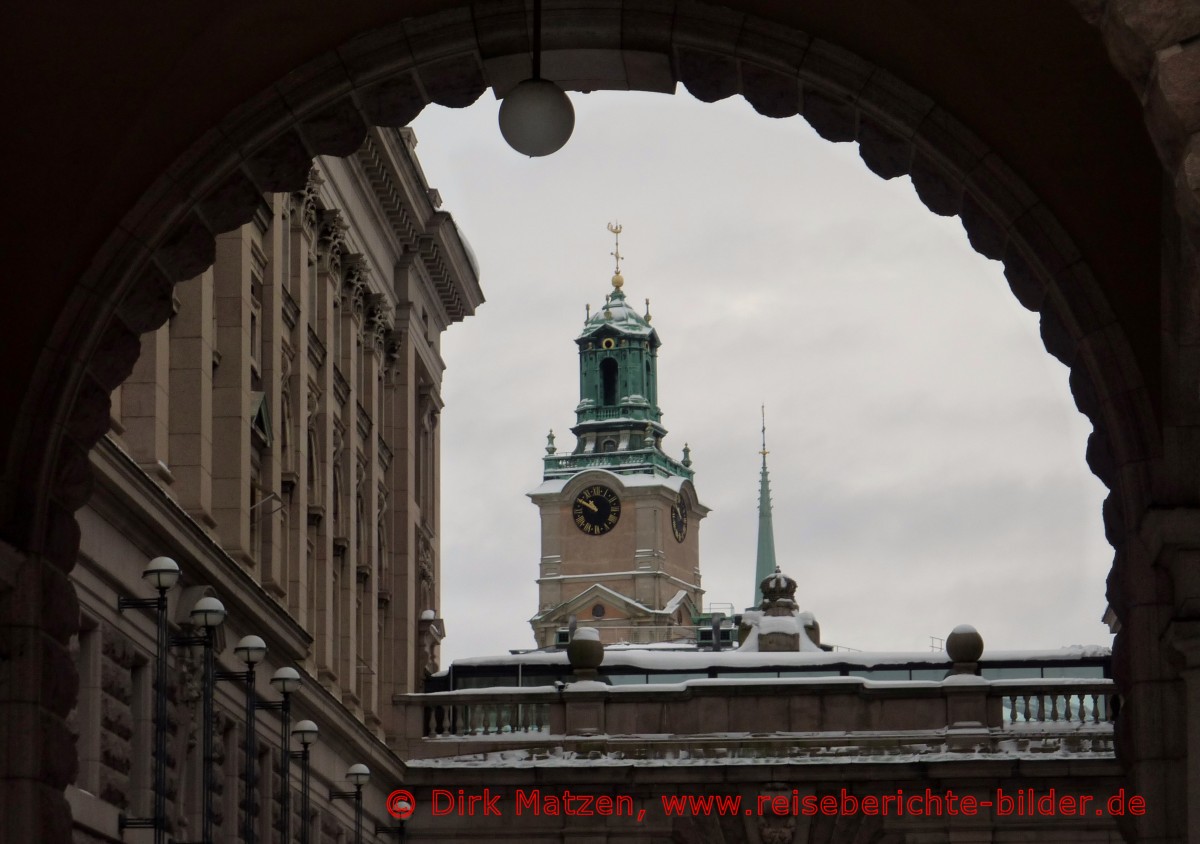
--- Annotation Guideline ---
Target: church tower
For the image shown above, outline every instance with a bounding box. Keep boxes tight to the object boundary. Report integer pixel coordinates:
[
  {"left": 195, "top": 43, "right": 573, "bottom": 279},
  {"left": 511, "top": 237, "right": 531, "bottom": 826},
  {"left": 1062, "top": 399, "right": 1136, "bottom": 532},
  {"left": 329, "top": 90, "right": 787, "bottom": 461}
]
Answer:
[{"left": 529, "top": 225, "right": 708, "bottom": 647}]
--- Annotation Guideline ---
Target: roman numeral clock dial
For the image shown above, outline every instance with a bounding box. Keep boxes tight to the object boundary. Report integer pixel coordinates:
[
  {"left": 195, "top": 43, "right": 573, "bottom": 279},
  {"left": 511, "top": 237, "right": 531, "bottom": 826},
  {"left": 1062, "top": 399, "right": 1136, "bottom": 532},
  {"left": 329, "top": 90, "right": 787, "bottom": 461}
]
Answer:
[
  {"left": 573, "top": 485, "right": 621, "bottom": 535},
  {"left": 671, "top": 495, "right": 688, "bottom": 542}
]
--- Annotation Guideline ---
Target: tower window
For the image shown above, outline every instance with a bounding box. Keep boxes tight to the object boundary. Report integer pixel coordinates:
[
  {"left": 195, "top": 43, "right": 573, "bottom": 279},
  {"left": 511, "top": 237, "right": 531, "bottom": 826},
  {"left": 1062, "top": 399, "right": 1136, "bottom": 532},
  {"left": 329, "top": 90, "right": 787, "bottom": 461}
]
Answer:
[{"left": 600, "top": 358, "right": 618, "bottom": 406}]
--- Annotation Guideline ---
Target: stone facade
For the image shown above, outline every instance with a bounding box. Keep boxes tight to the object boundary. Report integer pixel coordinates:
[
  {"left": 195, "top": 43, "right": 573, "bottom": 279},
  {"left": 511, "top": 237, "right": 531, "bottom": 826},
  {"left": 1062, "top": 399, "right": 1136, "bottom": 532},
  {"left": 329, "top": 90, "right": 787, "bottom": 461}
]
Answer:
[
  {"left": 66, "top": 126, "right": 482, "bottom": 842},
  {"left": 530, "top": 472, "right": 707, "bottom": 647}
]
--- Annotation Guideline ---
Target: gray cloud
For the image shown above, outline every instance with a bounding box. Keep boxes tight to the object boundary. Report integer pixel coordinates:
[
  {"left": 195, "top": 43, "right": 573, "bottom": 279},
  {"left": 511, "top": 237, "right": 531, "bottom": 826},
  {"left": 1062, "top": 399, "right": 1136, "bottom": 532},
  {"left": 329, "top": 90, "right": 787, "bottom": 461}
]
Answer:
[{"left": 416, "top": 90, "right": 1111, "bottom": 664}]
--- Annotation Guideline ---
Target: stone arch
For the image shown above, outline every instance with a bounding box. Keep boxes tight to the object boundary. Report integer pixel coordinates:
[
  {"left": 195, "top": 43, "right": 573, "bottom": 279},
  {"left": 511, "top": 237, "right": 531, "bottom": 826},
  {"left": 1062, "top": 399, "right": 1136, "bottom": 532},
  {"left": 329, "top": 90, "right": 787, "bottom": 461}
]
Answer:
[
  {"left": 5, "top": 3, "right": 1197, "bottom": 841},
  {"left": 17, "top": 4, "right": 1163, "bottom": 570}
]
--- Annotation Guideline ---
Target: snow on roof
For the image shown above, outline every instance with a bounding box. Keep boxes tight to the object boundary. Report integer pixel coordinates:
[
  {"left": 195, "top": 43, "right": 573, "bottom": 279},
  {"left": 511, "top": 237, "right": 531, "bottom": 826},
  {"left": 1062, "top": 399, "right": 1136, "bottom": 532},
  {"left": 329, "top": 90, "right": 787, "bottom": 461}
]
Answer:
[
  {"left": 662, "top": 589, "right": 689, "bottom": 614},
  {"left": 530, "top": 583, "right": 658, "bottom": 621},
  {"left": 530, "top": 472, "right": 688, "bottom": 497},
  {"left": 406, "top": 730, "right": 1115, "bottom": 769},
  {"left": 444, "top": 644, "right": 1109, "bottom": 671}
]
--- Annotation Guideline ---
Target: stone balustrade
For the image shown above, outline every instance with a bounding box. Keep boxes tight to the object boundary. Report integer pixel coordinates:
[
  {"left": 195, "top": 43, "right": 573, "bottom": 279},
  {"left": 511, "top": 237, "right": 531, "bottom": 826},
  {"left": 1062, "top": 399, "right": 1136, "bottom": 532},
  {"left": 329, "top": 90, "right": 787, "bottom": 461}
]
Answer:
[
  {"left": 397, "top": 676, "right": 1116, "bottom": 762},
  {"left": 992, "top": 679, "right": 1117, "bottom": 726}
]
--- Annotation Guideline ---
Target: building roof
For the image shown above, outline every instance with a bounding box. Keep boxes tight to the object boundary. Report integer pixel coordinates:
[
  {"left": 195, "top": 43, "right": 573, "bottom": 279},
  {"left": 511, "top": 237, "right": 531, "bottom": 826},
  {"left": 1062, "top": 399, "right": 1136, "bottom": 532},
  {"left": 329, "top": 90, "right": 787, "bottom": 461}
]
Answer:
[{"left": 578, "top": 285, "right": 658, "bottom": 342}]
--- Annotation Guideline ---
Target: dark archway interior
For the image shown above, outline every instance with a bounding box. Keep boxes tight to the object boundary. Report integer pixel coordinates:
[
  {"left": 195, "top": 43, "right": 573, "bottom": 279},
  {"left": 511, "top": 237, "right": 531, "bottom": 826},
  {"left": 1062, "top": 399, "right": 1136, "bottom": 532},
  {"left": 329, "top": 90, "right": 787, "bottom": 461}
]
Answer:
[{"left": 2, "top": 2, "right": 1197, "bottom": 841}]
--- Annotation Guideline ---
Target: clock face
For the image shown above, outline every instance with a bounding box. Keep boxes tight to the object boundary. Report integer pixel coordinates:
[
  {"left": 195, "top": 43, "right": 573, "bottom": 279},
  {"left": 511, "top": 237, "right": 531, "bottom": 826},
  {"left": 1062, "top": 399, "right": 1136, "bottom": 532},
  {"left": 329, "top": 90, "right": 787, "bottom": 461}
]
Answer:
[
  {"left": 573, "top": 485, "right": 621, "bottom": 535},
  {"left": 670, "top": 496, "right": 688, "bottom": 543}
]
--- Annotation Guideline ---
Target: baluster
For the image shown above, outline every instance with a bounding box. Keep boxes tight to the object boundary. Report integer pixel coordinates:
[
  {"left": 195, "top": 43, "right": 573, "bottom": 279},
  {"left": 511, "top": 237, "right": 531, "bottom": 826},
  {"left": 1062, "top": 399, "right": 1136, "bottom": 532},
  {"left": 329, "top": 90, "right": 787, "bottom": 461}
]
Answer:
[
  {"left": 423, "top": 705, "right": 433, "bottom": 737},
  {"left": 537, "top": 702, "right": 548, "bottom": 733},
  {"left": 434, "top": 704, "right": 446, "bottom": 736},
  {"left": 1094, "top": 693, "right": 1103, "bottom": 723},
  {"left": 1050, "top": 694, "right": 1060, "bottom": 722},
  {"left": 1007, "top": 695, "right": 1017, "bottom": 724}
]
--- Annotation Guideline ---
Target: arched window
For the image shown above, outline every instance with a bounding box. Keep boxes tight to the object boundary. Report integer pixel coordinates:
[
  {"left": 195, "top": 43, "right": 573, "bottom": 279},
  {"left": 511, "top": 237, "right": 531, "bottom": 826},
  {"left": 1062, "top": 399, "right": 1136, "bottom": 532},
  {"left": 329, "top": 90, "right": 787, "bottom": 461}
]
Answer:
[{"left": 600, "top": 358, "right": 618, "bottom": 406}]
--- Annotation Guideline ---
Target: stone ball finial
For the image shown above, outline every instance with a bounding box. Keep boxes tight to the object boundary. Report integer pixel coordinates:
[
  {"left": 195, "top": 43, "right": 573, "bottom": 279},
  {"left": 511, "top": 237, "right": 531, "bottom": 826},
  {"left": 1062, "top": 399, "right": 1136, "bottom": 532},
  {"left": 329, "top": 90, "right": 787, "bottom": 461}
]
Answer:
[
  {"left": 566, "top": 626, "right": 604, "bottom": 678},
  {"left": 945, "top": 624, "right": 984, "bottom": 663}
]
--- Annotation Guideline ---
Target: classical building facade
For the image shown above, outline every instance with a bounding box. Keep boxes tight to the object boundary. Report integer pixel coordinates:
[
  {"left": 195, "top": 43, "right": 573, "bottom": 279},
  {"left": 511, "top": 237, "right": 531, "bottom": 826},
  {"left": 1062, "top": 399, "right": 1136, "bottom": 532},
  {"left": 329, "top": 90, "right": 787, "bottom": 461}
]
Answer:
[
  {"left": 529, "top": 259, "right": 708, "bottom": 647},
  {"left": 67, "top": 126, "right": 482, "bottom": 842}
]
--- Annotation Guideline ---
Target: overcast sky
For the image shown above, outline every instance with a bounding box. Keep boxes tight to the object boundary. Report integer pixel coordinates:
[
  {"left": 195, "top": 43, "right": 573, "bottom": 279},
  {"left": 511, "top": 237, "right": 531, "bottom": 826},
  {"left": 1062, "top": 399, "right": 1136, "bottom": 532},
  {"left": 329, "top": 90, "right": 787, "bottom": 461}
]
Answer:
[{"left": 409, "top": 90, "right": 1111, "bottom": 666}]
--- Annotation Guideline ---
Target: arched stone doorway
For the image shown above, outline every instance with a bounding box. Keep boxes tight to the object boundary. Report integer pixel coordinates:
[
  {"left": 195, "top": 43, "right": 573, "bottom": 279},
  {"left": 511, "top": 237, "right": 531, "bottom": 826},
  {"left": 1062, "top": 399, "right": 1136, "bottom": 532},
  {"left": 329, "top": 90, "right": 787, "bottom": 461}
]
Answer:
[{"left": 2, "top": 3, "right": 1197, "bottom": 841}]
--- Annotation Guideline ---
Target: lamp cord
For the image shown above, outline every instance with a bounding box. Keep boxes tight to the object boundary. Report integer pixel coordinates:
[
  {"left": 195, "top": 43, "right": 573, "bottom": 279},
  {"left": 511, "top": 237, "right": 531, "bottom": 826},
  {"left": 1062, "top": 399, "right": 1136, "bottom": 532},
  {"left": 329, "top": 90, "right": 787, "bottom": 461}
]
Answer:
[{"left": 532, "top": 0, "right": 542, "bottom": 80}]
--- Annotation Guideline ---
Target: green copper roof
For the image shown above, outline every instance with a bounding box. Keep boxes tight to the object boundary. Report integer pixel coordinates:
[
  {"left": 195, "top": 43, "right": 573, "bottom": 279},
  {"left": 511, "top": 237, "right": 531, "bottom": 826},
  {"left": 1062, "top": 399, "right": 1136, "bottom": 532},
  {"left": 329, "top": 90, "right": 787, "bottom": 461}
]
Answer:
[
  {"left": 577, "top": 287, "right": 658, "bottom": 342},
  {"left": 753, "top": 410, "right": 778, "bottom": 608}
]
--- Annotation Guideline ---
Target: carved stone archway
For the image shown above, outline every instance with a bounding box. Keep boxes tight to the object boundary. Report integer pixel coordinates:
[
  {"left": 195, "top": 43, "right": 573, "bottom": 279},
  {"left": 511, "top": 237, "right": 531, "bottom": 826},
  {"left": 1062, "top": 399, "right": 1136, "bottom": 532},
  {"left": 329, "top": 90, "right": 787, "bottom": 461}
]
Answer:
[{"left": 3, "top": 3, "right": 1198, "bottom": 841}]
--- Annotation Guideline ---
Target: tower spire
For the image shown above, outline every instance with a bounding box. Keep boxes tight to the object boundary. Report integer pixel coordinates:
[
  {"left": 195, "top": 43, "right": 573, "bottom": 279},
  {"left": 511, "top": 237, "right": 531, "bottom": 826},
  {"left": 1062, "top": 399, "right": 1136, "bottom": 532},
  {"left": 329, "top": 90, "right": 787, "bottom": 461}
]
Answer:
[{"left": 753, "top": 404, "right": 778, "bottom": 608}]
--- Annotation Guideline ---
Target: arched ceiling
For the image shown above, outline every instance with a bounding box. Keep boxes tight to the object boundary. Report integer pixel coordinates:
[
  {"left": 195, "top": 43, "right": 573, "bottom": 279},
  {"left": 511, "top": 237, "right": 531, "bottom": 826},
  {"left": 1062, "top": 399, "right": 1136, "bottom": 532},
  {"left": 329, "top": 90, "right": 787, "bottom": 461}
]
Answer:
[{"left": 0, "top": 0, "right": 1164, "bottom": 482}]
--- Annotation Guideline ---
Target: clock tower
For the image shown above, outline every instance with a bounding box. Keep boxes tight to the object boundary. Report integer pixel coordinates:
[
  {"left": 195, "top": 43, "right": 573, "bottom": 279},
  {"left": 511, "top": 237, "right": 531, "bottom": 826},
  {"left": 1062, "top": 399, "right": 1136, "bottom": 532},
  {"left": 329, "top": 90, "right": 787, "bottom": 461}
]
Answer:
[{"left": 529, "top": 226, "right": 708, "bottom": 647}]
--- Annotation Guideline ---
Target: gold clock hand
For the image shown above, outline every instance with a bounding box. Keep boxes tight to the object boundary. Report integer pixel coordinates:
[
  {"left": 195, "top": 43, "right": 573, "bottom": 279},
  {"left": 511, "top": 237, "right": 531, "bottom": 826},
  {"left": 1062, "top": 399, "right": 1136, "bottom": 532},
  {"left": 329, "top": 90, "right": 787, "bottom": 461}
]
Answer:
[{"left": 577, "top": 497, "right": 598, "bottom": 512}]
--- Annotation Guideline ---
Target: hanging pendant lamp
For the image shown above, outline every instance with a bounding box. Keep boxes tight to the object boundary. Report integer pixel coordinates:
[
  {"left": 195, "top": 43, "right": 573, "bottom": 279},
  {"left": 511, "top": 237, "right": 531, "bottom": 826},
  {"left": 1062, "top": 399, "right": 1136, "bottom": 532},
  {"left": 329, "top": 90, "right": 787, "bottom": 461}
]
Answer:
[{"left": 498, "top": 0, "right": 575, "bottom": 156}]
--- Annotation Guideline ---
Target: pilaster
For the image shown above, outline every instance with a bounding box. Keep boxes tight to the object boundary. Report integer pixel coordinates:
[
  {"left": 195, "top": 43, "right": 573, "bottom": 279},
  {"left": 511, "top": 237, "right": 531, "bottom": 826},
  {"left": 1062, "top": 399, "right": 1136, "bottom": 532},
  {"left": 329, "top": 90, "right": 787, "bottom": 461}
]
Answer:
[
  {"left": 122, "top": 321, "right": 171, "bottom": 476},
  {"left": 169, "top": 269, "right": 216, "bottom": 526}
]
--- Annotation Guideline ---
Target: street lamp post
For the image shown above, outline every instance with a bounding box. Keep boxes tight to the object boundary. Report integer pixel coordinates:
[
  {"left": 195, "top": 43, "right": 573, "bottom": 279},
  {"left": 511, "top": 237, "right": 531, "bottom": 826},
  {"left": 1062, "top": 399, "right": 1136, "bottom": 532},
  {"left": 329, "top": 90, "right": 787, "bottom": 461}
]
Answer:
[
  {"left": 291, "top": 720, "right": 319, "bottom": 844},
  {"left": 116, "top": 556, "right": 181, "bottom": 844},
  {"left": 331, "top": 763, "right": 370, "bottom": 844},
  {"left": 178, "top": 596, "right": 227, "bottom": 844},
  {"left": 261, "top": 666, "right": 301, "bottom": 842},
  {"left": 216, "top": 634, "right": 267, "bottom": 844}
]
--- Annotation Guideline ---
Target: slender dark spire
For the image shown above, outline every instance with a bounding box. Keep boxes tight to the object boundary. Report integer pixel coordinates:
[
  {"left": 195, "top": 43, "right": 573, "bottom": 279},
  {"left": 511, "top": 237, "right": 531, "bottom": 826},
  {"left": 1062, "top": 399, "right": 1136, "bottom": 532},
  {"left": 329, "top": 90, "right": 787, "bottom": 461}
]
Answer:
[{"left": 753, "top": 404, "right": 778, "bottom": 607}]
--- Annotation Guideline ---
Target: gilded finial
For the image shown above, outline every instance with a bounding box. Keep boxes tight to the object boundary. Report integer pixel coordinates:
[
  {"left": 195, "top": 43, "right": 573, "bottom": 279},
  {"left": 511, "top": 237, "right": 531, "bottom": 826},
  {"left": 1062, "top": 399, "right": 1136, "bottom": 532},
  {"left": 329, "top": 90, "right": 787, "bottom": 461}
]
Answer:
[
  {"left": 546, "top": 429, "right": 557, "bottom": 455},
  {"left": 585, "top": 303, "right": 590, "bottom": 322},
  {"left": 607, "top": 221, "right": 625, "bottom": 289},
  {"left": 645, "top": 298, "right": 652, "bottom": 322},
  {"left": 682, "top": 442, "right": 692, "bottom": 467}
]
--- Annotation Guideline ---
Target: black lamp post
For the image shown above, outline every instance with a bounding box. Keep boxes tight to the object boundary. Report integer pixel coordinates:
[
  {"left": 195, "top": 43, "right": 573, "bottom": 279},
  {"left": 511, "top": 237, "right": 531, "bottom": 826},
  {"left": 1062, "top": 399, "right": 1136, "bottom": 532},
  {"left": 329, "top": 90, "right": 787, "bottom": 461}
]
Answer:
[
  {"left": 291, "top": 720, "right": 319, "bottom": 844},
  {"left": 331, "top": 763, "right": 370, "bottom": 844},
  {"left": 180, "top": 596, "right": 227, "bottom": 844},
  {"left": 216, "top": 634, "right": 268, "bottom": 844},
  {"left": 260, "top": 666, "right": 301, "bottom": 842},
  {"left": 116, "top": 556, "right": 181, "bottom": 844}
]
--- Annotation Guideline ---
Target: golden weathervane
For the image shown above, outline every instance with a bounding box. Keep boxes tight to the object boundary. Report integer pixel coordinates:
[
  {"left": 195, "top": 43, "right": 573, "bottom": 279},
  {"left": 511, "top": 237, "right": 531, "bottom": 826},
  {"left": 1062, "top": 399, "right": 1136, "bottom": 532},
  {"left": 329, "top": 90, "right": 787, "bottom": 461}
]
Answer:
[{"left": 608, "top": 221, "right": 623, "bottom": 275}]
